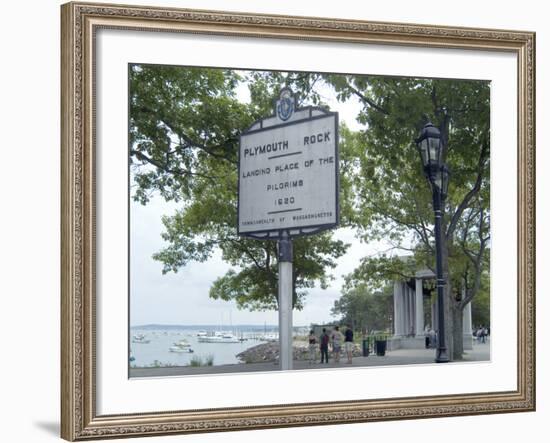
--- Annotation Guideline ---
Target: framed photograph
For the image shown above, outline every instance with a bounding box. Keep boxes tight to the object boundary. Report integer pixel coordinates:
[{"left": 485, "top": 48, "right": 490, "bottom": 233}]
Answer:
[{"left": 61, "top": 1, "right": 535, "bottom": 440}]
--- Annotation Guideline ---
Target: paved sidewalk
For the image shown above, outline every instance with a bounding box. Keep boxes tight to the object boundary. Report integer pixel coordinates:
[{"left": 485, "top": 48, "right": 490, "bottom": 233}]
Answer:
[{"left": 130, "top": 342, "right": 490, "bottom": 378}]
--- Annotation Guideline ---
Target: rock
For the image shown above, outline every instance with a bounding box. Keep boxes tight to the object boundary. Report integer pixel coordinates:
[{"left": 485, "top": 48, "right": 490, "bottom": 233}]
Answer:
[
  {"left": 236, "top": 341, "right": 363, "bottom": 363},
  {"left": 236, "top": 342, "right": 309, "bottom": 363}
]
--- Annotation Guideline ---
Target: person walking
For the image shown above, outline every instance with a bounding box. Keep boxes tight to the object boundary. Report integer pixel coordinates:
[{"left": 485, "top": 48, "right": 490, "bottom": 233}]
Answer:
[
  {"left": 481, "top": 326, "right": 488, "bottom": 343},
  {"left": 319, "top": 328, "right": 330, "bottom": 364},
  {"left": 429, "top": 328, "right": 436, "bottom": 348},
  {"left": 308, "top": 330, "right": 317, "bottom": 364},
  {"left": 331, "top": 326, "right": 343, "bottom": 363},
  {"left": 344, "top": 325, "right": 354, "bottom": 364},
  {"left": 476, "top": 327, "right": 482, "bottom": 343},
  {"left": 424, "top": 325, "right": 431, "bottom": 349}
]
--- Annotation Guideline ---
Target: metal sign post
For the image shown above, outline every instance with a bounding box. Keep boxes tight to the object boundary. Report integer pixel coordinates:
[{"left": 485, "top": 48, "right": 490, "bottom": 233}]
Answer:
[
  {"left": 277, "top": 230, "right": 293, "bottom": 370},
  {"left": 237, "top": 88, "right": 339, "bottom": 371}
]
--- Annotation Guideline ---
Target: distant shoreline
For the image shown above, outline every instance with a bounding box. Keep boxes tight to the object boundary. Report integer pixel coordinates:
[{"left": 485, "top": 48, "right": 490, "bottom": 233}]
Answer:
[{"left": 131, "top": 324, "right": 308, "bottom": 329}]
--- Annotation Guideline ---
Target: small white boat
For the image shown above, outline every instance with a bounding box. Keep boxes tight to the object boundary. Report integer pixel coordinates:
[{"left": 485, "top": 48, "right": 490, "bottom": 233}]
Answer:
[
  {"left": 197, "top": 331, "right": 220, "bottom": 342},
  {"left": 258, "top": 333, "right": 278, "bottom": 342},
  {"left": 173, "top": 339, "right": 192, "bottom": 348},
  {"left": 132, "top": 333, "right": 150, "bottom": 344},
  {"left": 220, "top": 333, "right": 240, "bottom": 343},
  {"left": 169, "top": 345, "right": 194, "bottom": 353},
  {"left": 198, "top": 332, "right": 240, "bottom": 343}
]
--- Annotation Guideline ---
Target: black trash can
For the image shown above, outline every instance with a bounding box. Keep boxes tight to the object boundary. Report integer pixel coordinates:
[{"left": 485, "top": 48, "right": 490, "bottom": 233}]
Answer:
[
  {"left": 375, "top": 339, "right": 387, "bottom": 356},
  {"left": 362, "top": 338, "right": 369, "bottom": 357}
]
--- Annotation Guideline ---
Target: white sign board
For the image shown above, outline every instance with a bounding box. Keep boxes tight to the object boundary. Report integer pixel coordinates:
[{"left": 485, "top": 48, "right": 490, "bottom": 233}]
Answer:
[{"left": 238, "top": 110, "right": 338, "bottom": 237}]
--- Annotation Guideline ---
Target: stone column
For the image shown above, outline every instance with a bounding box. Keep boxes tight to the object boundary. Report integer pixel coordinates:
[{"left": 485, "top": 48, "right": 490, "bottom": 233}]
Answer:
[
  {"left": 463, "top": 302, "right": 473, "bottom": 335},
  {"left": 415, "top": 278, "right": 425, "bottom": 336},
  {"left": 404, "top": 285, "right": 409, "bottom": 335},
  {"left": 393, "top": 281, "right": 403, "bottom": 336},
  {"left": 409, "top": 288, "right": 415, "bottom": 335},
  {"left": 399, "top": 282, "right": 407, "bottom": 335},
  {"left": 462, "top": 287, "right": 473, "bottom": 350},
  {"left": 403, "top": 286, "right": 409, "bottom": 335}
]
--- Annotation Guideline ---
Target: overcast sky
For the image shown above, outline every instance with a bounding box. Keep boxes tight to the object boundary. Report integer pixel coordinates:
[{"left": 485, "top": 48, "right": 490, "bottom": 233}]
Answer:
[{"left": 130, "top": 76, "right": 395, "bottom": 327}]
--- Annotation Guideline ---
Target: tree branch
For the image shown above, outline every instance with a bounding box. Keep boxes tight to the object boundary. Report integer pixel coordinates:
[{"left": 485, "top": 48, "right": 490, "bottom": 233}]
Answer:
[
  {"left": 446, "top": 139, "right": 489, "bottom": 239},
  {"left": 347, "top": 83, "right": 390, "bottom": 115},
  {"left": 458, "top": 209, "right": 489, "bottom": 308},
  {"left": 133, "top": 104, "right": 237, "bottom": 164},
  {"left": 411, "top": 193, "right": 434, "bottom": 251},
  {"left": 160, "top": 118, "right": 238, "bottom": 165},
  {"left": 130, "top": 149, "right": 219, "bottom": 181}
]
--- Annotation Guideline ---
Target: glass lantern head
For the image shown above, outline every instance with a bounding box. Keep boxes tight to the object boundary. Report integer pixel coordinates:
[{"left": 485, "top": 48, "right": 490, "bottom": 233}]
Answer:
[{"left": 416, "top": 122, "right": 442, "bottom": 175}]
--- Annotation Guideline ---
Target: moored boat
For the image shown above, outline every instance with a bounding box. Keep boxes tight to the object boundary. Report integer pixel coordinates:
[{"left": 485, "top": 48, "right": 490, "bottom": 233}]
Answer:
[
  {"left": 132, "top": 333, "right": 151, "bottom": 344},
  {"left": 197, "top": 332, "right": 240, "bottom": 343},
  {"left": 169, "top": 344, "right": 194, "bottom": 353}
]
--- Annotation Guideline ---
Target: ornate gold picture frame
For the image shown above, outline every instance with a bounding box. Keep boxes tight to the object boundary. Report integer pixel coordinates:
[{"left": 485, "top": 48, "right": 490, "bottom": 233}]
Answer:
[{"left": 61, "top": 1, "right": 535, "bottom": 440}]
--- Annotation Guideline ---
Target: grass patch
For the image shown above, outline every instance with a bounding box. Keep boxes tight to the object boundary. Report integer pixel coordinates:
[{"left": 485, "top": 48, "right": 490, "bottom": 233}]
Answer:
[{"left": 189, "top": 355, "right": 214, "bottom": 367}]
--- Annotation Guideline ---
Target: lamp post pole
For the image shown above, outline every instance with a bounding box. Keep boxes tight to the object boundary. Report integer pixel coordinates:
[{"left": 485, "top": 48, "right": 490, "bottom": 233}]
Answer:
[
  {"left": 431, "top": 174, "right": 450, "bottom": 363},
  {"left": 416, "top": 122, "right": 450, "bottom": 363}
]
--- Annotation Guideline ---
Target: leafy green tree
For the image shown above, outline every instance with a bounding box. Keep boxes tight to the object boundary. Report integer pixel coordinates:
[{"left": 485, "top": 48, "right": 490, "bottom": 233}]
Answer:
[
  {"left": 471, "top": 269, "right": 490, "bottom": 328},
  {"left": 326, "top": 74, "right": 490, "bottom": 359},
  {"left": 130, "top": 65, "right": 348, "bottom": 311},
  {"left": 129, "top": 64, "right": 491, "bottom": 358},
  {"left": 331, "top": 283, "right": 393, "bottom": 333}
]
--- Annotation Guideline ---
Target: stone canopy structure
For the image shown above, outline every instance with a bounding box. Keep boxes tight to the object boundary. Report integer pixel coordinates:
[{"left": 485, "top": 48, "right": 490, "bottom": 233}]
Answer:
[{"left": 392, "top": 267, "right": 473, "bottom": 350}]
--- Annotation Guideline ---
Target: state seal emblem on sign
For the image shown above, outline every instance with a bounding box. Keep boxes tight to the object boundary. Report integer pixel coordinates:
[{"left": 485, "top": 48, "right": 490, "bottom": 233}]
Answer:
[{"left": 276, "top": 88, "right": 295, "bottom": 121}]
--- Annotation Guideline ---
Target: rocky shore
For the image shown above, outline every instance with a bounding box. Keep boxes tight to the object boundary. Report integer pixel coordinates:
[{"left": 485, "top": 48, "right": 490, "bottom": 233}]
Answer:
[{"left": 236, "top": 340, "right": 364, "bottom": 363}]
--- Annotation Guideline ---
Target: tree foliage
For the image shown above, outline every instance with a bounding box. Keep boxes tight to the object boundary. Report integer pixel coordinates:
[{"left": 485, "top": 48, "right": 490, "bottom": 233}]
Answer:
[
  {"left": 129, "top": 65, "right": 491, "bottom": 359},
  {"left": 324, "top": 74, "right": 490, "bottom": 359},
  {"left": 471, "top": 269, "right": 490, "bottom": 328},
  {"left": 331, "top": 283, "right": 393, "bottom": 333},
  {"left": 130, "top": 65, "right": 348, "bottom": 311}
]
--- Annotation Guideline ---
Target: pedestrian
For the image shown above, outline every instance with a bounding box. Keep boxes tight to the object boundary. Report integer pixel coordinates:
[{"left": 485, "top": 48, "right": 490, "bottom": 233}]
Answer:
[
  {"left": 344, "top": 325, "right": 354, "bottom": 364},
  {"left": 319, "top": 328, "right": 330, "bottom": 363},
  {"left": 308, "top": 329, "right": 317, "bottom": 364},
  {"left": 429, "top": 328, "right": 436, "bottom": 348},
  {"left": 331, "top": 326, "right": 343, "bottom": 363},
  {"left": 424, "top": 325, "right": 431, "bottom": 349},
  {"left": 481, "top": 327, "right": 488, "bottom": 343}
]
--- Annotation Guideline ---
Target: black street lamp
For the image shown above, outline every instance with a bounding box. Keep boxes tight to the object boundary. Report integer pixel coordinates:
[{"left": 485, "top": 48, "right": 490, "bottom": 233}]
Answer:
[{"left": 416, "top": 122, "right": 450, "bottom": 363}]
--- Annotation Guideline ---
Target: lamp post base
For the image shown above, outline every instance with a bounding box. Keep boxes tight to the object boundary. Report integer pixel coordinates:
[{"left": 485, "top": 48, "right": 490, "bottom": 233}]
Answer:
[{"left": 436, "top": 348, "right": 450, "bottom": 363}]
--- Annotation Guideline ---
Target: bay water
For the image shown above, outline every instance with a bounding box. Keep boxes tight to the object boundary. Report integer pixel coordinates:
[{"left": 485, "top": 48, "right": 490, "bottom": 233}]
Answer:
[{"left": 130, "top": 326, "right": 278, "bottom": 368}]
